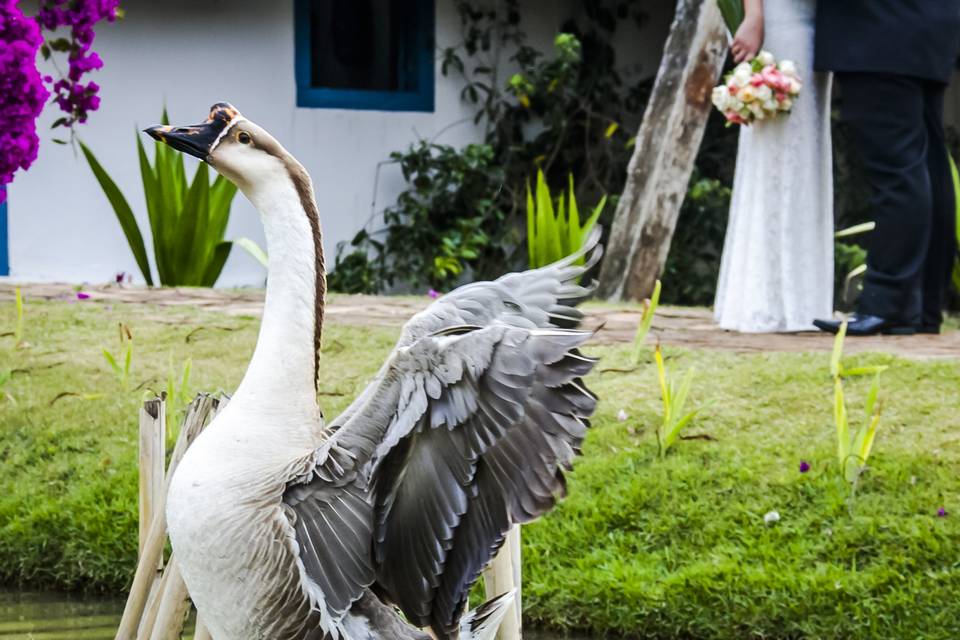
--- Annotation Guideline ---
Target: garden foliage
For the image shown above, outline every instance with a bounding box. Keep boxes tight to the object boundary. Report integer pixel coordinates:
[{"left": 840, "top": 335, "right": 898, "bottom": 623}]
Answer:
[
  {"left": 329, "top": 142, "right": 502, "bottom": 292},
  {"left": 330, "top": 1, "right": 651, "bottom": 292},
  {"left": 80, "top": 112, "right": 265, "bottom": 287}
]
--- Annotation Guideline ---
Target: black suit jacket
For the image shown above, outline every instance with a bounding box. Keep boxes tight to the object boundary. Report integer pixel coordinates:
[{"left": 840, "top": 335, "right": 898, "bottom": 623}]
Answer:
[{"left": 815, "top": 0, "right": 960, "bottom": 83}]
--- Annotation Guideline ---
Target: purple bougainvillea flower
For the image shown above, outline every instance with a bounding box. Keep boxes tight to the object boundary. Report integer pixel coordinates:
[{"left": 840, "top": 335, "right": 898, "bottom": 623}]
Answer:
[
  {"left": 937, "top": 508, "right": 948, "bottom": 518},
  {"left": 428, "top": 289, "right": 440, "bottom": 299},
  {"left": 76, "top": 291, "right": 90, "bottom": 300},
  {"left": 799, "top": 461, "right": 811, "bottom": 473}
]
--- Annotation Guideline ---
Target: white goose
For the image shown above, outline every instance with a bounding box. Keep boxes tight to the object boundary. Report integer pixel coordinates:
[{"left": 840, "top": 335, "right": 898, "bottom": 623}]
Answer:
[{"left": 146, "top": 104, "right": 600, "bottom": 640}]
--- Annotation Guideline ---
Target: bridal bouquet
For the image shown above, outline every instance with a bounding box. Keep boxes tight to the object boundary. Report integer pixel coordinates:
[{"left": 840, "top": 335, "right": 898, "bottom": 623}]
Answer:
[{"left": 711, "top": 51, "right": 802, "bottom": 125}]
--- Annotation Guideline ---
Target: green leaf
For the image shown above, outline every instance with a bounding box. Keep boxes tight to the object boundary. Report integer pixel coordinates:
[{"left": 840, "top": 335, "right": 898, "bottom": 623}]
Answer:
[
  {"left": 835, "top": 222, "right": 876, "bottom": 238},
  {"left": 200, "top": 241, "right": 233, "bottom": 287},
  {"left": 843, "top": 365, "right": 889, "bottom": 378},
  {"left": 123, "top": 343, "right": 132, "bottom": 377},
  {"left": 526, "top": 180, "right": 537, "bottom": 268},
  {"left": 232, "top": 237, "right": 269, "bottom": 268},
  {"left": 717, "top": 0, "right": 745, "bottom": 34},
  {"left": 175, "top": 162, "right": 211, "bottom": 285},
  {"left": 830, "top": 321, "right": 847, "bottom": 379},
  {"left": 137, "top": 132, "right": 169, "bottom": 285},
  {"left": 834, "top": 378, "right": 849, "bottom": 472},
  {"left": 948, "top": 153, "right": 960, "bottom": 291},
  {"left": 632, "top": 279, "right": 661, "bottom": 364},
  {"left": 102, "top": 349, "right": 120, "bottom": 376},
  {"left": 80, "top": 141, "right": 154, "bottom": 286}
]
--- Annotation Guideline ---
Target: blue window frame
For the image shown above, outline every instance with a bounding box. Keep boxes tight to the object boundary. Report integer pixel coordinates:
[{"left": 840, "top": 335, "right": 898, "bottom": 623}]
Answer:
[
  {"left": 294, "top": 0, "right": 435, "bottom": 112},
  {"left": 0, "top": 189, "right": 8, "bottom": 276}
]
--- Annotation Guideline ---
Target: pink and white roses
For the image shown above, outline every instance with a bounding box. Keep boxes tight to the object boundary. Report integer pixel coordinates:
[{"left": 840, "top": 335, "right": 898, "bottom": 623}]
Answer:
[{"left": 711, "top": 50, "right": 802, "bottom": 125}]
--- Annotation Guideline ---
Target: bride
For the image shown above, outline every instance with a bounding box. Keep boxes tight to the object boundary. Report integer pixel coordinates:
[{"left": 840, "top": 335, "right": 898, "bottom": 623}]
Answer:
[{"left": 714, "top": 0, "right": 833, "bottom": 333}]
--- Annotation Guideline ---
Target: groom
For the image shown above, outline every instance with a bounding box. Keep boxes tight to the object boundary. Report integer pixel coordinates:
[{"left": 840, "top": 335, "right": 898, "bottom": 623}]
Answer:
[{"left": 813, "top": 0, "right": 960, "bottom": 336}]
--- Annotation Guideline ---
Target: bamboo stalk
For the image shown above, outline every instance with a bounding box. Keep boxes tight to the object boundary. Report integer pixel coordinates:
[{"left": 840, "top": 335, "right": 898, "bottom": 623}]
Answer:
[
  {"left": 138, "top": 398, "right": 165, "bottom": 559},
  {"left": 115, "top": 394, "right": 217, "bottom": 640},
  {"left": 137, "top": 551, "right": 173, "bottom": 638},
  {"left": 148, "top": 556, "right": 192, "bottom": 640},
  {"left": 193, "top": 621, "right": 213, "bottom": 640},
  {"left": 483, "top": 525, "right": 522, "bottom": 640}
]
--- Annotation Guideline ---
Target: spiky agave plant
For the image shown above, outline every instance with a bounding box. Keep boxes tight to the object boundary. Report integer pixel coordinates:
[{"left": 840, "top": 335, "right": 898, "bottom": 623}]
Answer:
[
  {"left": 81, "top": 110, "right": 266, "bottom": 287},
  {"left": 526, "top": 169, "right": 605, "bottom": 269}
]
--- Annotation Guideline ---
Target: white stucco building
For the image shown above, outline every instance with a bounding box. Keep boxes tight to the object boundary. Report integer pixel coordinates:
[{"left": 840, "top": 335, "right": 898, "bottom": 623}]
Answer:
[{"left": 2, "top": 0, "right": 673, "bottom": 285}]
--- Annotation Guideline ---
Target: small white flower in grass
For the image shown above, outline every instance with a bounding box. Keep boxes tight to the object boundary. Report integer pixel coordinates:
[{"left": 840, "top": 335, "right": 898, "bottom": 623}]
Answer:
[
  {"left": 763, "top": 510, "right": 780, "bottom": 525},
  {"left": 616, "top": 409, "right": 628, "bottom": 422}
]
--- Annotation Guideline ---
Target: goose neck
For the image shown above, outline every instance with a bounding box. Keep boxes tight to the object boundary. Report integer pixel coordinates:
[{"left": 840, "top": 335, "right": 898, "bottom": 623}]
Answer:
[{"left": 232, "top": 169, "right": 325, "bottom": 423}]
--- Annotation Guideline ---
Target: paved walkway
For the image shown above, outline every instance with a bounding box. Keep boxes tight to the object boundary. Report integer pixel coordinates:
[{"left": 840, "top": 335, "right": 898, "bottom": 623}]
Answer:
[{"left": 3, "top": 282, "right": 958, "bottom": 359}]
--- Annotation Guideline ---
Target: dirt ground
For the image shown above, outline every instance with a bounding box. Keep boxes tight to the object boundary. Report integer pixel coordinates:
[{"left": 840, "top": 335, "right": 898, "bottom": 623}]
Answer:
[{"left": 2, "top": 282, "right": 958, "bottom": 359}]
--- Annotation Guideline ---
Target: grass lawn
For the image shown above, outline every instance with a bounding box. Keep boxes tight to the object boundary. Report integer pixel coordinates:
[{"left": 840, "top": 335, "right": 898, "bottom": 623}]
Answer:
[{"left": 1, "top": 295, "right": 959, "bottom": 638}]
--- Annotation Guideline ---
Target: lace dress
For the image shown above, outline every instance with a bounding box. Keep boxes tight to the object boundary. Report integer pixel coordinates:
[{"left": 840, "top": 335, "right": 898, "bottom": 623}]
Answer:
[{"left": 713, "top": 0, "right": 833, "bottom": 333}]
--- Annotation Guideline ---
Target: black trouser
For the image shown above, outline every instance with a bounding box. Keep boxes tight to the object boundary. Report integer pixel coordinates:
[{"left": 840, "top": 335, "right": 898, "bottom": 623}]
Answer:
[{"left": 838, "top": 73, "right": 956, "bottom": 327}]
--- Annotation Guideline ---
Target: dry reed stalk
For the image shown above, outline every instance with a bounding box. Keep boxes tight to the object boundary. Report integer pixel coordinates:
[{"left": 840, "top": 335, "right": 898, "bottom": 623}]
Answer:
[
  {"left": 482, "top": 524, "right": 522, "bottom": 640},
  {"left": 146, "top": 555, "right": 192, "bottom": 640},
  {"left": 115, "top": 394, "right": 217, "bottom": 640}
]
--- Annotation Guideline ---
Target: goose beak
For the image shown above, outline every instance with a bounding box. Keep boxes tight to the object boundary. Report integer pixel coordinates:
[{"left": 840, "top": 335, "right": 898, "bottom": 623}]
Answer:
[
  {"left": 144, "top": 102, "right": 241, "bottom": 161},
  {"left": 144, "top": 123, "right": 216, "bottom": 160}
]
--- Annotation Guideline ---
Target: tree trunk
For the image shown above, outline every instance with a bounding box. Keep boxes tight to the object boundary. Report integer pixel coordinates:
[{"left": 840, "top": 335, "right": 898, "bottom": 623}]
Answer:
[{"left": 597, "top": 0, "right": 728, "bottom": 301}]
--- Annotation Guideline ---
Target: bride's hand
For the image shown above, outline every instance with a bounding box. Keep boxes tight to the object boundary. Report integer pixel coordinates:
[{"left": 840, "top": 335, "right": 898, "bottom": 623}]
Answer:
[{"left": 731, "top": 15, "right": 764, "bottom": 63}]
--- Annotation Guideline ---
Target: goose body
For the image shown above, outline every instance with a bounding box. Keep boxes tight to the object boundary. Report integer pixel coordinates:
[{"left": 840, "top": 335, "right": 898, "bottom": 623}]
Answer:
[{"left": 149, "top": 104, "right": 599, "bottom": 640}]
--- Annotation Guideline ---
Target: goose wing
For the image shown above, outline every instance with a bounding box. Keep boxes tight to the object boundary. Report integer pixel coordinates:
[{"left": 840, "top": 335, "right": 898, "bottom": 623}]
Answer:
[
  {"left": 285, "top": 321, "right": 597, "bottom": 638},
  {"left": 282, "top": 235, "right": 600, "bottom": 636},
  {"left": 398, "top": 224, "right": 603, "bottom": 343},
  {"left": 326, "top": 225, "right": 602, "bottom": 429}
]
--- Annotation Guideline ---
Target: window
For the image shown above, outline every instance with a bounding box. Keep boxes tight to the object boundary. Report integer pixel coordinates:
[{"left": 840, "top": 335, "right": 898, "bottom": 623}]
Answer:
[{"left": 294, "top": 0, "right": 435, "bottom": 112}]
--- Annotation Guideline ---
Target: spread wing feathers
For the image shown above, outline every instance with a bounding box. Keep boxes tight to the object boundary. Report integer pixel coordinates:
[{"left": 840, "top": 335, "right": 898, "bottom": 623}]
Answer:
[
  {"left": 282, "top": 481, "right": 376, "bottom": 620},
  {"left": 396, "top": 225, "right": 603, "bottom": 348},
  {"left": 283, "top": 323, "right": 596, "bottom": 636},
  {"left": 323, "top": 226, "right": 601, "bottom": 436},
  {"left": 364, "top": 324, "right": 597, "bottom": 637}
]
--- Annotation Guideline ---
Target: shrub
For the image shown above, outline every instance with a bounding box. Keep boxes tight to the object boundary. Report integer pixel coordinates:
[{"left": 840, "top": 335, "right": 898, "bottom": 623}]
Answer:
[{"left": 329, "top": 141, "right": 504, "bottom": 292}]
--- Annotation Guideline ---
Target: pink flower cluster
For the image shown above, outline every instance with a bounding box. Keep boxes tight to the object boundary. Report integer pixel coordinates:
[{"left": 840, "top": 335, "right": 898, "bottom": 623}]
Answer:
[
  {"left": 0, "top": 0, "right": 117, "bottom": 201},
  {"left": 0, "top": 0, "right": 49, "bottom": 201},
  {"left": 711, "top": 51, "right": 802, "bottom": 126},
  {"left": 37, "top": 0, "right": 119, "bottom": 127}
]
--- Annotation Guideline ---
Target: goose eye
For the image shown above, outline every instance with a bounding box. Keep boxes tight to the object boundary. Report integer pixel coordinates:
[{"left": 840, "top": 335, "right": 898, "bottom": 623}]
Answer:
[{"left": 237, "top": 131, "right": 252, "bottom": 144}]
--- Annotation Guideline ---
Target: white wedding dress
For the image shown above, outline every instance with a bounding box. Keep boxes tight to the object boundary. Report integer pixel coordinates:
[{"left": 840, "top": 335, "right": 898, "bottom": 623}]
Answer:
[{"left": 714, "top": 0, "right": 833, "bottom": 333}]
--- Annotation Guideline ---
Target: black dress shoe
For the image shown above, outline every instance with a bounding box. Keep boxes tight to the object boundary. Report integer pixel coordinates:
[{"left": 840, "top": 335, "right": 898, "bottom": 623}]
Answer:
[{"left": 813, "top": 314, "right": 916, "bottom": 336}]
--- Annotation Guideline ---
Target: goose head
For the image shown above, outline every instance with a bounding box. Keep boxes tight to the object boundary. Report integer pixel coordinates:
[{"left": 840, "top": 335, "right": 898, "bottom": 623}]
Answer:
[
  {"left": 144, "top": 102, "right": 302, "bottom": 199},
  {"left": 146, "top": 103, "right": 326, "bottom": 404}
]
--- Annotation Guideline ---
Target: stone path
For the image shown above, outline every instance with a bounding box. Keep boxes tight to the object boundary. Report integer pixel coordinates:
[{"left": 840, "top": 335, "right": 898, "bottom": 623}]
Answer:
[{"left": 2, "top": 282, "right": 958, "bottom": 359}]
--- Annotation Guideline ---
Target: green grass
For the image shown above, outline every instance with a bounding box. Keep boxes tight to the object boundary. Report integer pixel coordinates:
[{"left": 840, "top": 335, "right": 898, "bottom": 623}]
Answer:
[{"left": 2, "top": 297, "right": 959, "bottom": 638}]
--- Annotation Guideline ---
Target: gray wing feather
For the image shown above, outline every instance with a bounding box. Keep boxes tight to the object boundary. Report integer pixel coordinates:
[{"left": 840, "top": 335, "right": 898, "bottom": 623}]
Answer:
[{"left": 282, "top": 231, "right": 601, "bottom": 635}]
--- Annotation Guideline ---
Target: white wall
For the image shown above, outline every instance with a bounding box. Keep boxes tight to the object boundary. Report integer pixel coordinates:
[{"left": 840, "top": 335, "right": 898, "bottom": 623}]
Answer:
[{"left": 8, "top": 0, "right": 672, "bottom": 286}]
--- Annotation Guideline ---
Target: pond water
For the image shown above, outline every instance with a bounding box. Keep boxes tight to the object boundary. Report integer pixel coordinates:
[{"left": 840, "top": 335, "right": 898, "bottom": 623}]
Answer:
[
  {"left": 0, "top": 591, "right": 196, "bottom": 639},
  {"left": 0, "top": 591, "right": 592, "bottom": 639}
]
